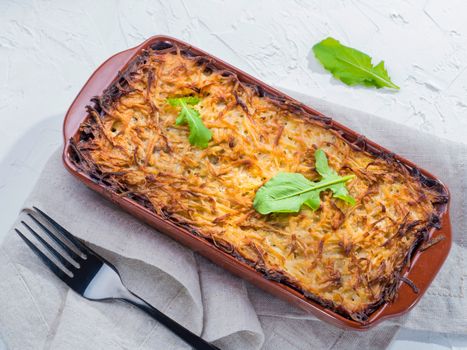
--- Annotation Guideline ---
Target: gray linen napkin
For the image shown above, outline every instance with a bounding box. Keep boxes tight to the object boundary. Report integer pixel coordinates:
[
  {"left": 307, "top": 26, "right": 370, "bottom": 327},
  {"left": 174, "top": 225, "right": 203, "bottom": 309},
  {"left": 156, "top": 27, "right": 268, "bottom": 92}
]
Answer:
[{"left": 0, "top": 89, "right": 465, "bottom": 349}]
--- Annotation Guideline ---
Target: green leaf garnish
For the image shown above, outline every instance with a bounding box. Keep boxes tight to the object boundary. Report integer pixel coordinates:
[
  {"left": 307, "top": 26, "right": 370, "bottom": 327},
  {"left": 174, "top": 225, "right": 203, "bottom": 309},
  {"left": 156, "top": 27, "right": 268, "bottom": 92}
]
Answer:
[
  {"left": 167, "top": 97, "right": 212, "bottom": 149},
  {"left": 253, "top": 149, "right": 356, "bottom": 215},
  {"left": 312, "top": 37, "right": 399, "bottom": 90}
]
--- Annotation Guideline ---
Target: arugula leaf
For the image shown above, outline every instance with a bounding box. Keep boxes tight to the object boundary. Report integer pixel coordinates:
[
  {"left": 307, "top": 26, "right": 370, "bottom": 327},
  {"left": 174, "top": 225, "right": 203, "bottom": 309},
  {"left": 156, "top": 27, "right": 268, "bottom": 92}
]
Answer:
[
  {"left": 314, "top": 149, "right": 356, "bottom": 205},
  {"left": 253, "top": 149, "right": 355, "bottom": 214},
  {"left": 312, "top": 37, "right": 399, "bottom": 90},
  {"left": 167, "top": 97, "right": 212, "bottom": 149},
  {"left": 167, "top": 96, "right": 200, "bottom": 106}
]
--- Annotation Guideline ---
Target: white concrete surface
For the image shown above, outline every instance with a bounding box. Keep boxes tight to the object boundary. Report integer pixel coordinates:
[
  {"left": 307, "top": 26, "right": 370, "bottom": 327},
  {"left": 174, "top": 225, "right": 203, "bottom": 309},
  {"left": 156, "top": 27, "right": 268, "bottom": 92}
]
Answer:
[{"left": 0, "top": 1, "right": 466, "bottom": 348}]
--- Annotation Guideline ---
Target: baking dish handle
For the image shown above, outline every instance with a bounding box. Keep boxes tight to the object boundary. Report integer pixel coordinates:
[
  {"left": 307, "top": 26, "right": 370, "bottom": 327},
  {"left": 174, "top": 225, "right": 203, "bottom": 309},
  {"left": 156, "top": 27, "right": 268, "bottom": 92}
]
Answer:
[
  {"left": 63, "top": 46, "right": 140, "bottom": 143},
  {"left": 375, "top": 217, "right": 452, "bottom": 322}
]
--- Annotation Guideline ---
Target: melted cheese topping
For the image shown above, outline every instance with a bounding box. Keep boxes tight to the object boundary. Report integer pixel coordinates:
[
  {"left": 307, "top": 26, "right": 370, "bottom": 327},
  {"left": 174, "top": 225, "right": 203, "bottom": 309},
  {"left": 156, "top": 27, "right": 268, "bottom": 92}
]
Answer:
[{"left": 76, "top": 49, "right": 441, "bottom": 319}]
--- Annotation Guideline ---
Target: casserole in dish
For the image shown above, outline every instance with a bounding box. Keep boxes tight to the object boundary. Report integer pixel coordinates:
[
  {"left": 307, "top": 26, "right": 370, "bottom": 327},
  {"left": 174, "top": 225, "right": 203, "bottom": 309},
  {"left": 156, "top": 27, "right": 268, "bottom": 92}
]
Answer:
[{"left": 63, "top": 36, "right": 451, "bottom": 329}]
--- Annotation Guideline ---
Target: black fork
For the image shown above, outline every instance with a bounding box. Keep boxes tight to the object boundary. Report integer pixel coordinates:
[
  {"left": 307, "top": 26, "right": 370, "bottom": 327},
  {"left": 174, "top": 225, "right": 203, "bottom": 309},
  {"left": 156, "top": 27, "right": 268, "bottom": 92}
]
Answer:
[{"left": 15, "top": 207, "right": 219, "bottom": 350}]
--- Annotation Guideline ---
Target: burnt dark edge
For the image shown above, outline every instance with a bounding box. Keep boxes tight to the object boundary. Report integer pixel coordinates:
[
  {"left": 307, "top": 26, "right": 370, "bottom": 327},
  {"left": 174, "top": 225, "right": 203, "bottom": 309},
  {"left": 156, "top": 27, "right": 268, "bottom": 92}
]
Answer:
[{"left": 67, "top": 39, "right": 450, "bottom": 324}]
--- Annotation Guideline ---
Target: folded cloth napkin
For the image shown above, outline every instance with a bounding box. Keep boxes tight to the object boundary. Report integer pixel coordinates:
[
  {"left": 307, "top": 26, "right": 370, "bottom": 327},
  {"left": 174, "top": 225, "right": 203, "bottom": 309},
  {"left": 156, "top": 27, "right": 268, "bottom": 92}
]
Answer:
[{"left": 0, "top": 89, "right": 465, "bottom": 350}]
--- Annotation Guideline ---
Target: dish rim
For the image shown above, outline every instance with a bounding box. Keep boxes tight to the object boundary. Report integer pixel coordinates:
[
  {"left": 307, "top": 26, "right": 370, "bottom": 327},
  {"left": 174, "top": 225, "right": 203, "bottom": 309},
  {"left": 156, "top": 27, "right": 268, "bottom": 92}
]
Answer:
[{"left": 62, "top": 35, "right": 452, "bottom": 330}]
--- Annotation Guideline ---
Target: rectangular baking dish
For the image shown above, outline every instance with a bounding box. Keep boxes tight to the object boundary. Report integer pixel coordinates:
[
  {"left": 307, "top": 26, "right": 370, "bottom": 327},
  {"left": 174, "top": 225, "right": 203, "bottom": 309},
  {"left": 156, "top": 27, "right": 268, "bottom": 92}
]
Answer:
[{"left": 62, "top": 35, "right": 451, "bottom": 330}]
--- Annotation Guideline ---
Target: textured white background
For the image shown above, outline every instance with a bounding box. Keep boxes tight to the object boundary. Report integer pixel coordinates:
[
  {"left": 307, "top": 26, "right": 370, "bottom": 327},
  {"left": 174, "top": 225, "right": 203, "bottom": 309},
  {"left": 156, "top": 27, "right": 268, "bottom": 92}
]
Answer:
[{"left": 0, "top": 0, "right": 466, "bottom": 349}]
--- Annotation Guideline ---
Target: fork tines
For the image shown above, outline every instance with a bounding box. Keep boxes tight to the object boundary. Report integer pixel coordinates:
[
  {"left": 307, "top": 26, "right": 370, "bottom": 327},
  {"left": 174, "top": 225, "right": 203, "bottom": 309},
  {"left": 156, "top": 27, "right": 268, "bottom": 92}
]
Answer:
[{"left": 15, "top": 207, "right": 89, "bottom": 282}]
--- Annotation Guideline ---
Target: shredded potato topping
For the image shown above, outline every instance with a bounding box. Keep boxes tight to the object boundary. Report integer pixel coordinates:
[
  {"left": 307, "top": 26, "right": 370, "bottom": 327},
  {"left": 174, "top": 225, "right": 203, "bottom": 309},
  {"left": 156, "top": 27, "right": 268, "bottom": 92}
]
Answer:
[{"left": 72, "top": 46, "right": 446, "bottom": 321}]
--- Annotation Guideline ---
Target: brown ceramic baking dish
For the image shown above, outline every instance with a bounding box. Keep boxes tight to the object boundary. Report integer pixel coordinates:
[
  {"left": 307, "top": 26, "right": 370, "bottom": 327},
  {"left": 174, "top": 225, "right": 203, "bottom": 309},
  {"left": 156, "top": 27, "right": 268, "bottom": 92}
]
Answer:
[{"left": 62, "top": 35, "right": 451, "bottom": 330}]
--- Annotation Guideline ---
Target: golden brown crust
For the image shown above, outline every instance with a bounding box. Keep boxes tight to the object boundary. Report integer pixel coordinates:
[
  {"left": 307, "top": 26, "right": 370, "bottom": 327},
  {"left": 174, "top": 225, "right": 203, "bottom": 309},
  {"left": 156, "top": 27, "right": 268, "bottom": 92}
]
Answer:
[{"left": 70, "top": 44, "right": 447, "bottom": 322}]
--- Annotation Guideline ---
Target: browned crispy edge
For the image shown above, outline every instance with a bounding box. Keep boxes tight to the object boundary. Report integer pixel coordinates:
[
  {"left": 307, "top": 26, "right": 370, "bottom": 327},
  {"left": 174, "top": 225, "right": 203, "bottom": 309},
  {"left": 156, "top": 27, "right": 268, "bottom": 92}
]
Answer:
[{"left": 67, "top": 41, "right": 449, "bottom": 324}]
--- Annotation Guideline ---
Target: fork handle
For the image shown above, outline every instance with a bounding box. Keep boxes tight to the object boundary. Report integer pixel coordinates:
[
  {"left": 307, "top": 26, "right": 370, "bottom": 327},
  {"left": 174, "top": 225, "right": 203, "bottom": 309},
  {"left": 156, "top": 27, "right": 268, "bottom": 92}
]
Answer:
[{"left": 120, "top": 291, "right": 220, "bottom": 350}]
